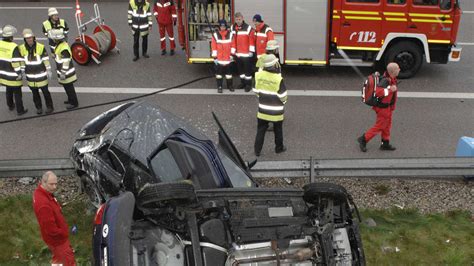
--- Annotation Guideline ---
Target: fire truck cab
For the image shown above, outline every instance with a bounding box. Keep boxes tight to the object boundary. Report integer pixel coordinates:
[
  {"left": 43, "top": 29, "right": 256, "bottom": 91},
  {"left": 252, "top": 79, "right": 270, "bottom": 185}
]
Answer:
[{"left": 183, "top": 0, "right": 462, "bottom": 78}]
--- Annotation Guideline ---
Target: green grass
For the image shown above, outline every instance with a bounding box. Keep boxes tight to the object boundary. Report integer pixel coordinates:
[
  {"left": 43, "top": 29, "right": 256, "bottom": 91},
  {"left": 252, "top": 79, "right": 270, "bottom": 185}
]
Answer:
[{"left": 0, "top": 195, "right": 472, "bottom": 265}]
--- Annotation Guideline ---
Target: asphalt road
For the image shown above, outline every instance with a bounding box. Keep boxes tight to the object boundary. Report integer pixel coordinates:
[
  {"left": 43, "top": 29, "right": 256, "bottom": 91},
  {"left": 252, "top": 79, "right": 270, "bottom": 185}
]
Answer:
[{"left": 0, "top": 2, "right": 473, "bottom": 162}]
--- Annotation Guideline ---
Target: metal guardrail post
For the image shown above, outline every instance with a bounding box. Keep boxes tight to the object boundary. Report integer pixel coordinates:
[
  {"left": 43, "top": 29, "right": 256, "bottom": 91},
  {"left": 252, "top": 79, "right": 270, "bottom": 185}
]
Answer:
[{"left": 309, "top": 156, "right": 315, "bottom": 183}]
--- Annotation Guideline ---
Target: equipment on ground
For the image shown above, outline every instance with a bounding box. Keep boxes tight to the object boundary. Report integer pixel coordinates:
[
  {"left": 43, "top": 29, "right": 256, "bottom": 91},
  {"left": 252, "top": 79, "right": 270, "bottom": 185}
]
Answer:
[{"left": 72, "top": 2, "right": 119, "bottom": 65}]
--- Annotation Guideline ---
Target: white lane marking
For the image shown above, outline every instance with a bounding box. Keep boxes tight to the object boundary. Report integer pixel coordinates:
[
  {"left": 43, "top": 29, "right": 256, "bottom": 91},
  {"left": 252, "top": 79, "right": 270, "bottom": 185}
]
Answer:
[
  {"left": 13, "top": 38, "right": 48, "bottom": 41},
  {"left": 0, "top": 87, "right": 472, "bottom": 99},
  {"left": 462, "top": 11, "right": 474, "bottom": 14},
  {"left": 0, "top": 7, "right": 72, "bottom": 10},
  {"left": 458, "top": 42, "right": 474, "bottom": 46}
]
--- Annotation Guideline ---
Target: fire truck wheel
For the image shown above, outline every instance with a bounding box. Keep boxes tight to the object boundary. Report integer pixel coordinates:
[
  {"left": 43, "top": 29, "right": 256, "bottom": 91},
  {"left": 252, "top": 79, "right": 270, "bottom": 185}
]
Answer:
[{"left": 385, "top": 41, "right": 423, "bottom": 79}]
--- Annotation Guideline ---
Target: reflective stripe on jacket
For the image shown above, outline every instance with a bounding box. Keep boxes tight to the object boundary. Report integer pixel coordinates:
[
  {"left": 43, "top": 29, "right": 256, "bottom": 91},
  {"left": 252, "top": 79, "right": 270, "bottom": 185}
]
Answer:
[
  {"left": 211, "top": 30, "right": 235, "bottom": 65},
  {"left": 54, "top": 41, "right": 77, "bottom": 84},
  {"left": 0, "top": 40, "right": 23, "bottom": 87},
  {"left": 255, "top": 23, "right": 274, "bottom": 57},
  {"left": 19, "top": 42, "right": 50, "bottom": 87},
  {"left": 253, "top": 70, "right": 287, "bottom": 122},
  {"left": 42, "top": 19, "right": 68, "bottom": 50},
  {"left": 231, "top": 22, "right": 255, "bottom": 57},
  {"left": 128, "top": 0, "right": 153, "bottom": 36},
  {"left": 153, "top": 0, "right": 177, "bottom": 25}
]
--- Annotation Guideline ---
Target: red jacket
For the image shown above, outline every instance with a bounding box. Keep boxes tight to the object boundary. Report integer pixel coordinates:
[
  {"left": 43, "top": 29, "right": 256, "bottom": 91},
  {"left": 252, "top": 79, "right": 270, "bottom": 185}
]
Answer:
[
  {"left": 211, "top": 29, "right": 235, "bottom": 65},
  {"left": 153, "top": 0, "right": 176, "bottom": 25},
  {"left": 255, "top": 22, "right": 274, "bottom": 57},
  {"left": 374, "top": 72, "right": 398, "bottom": 111},
  {"left": 231, "top": 22, "right": 255, "bottom": 57},
  {"left": 33, "top": 185, "right": 69, "bottom": 247}
]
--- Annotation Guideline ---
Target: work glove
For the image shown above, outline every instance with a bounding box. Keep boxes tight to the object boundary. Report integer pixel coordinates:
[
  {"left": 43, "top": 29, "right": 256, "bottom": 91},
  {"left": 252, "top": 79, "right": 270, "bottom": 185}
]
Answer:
[
  {"left": 47, "top": 69, "right": 52, "bottom": 79},
  {"left": 16, "top": 74, "right": 23, "bottom": 81},
  {"left": 60, "top": 72, "right": 66, "bottom": 80},
  {"left": 213, "top": 59, "right": 218, "bottom": 65}
]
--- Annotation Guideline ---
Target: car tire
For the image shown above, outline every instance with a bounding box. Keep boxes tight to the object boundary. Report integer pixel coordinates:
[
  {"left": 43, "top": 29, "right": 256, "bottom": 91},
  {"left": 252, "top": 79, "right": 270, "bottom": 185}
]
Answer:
[
  {"left": 303, "top": 182, "right": 348, "bottom": 204},
  {"left": 137, "top": 182, "right": 196, "bottom": 208},
  {"left": 80, "top": 175, "right": 104, "bottom": 208},
  {"left": 384, "top": 41, "right": 423, "bottom": 79}
]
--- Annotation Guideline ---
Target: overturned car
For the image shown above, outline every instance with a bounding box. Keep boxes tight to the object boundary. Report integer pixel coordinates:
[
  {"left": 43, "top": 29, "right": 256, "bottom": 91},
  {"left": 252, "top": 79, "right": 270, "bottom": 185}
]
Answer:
[{"left": 71, "top": 101, "right": 365, "bottom": 265}]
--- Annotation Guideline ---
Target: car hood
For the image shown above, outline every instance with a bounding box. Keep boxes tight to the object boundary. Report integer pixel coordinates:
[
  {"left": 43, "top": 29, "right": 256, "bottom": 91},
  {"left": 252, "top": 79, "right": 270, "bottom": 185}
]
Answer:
[{"left": 100, "top": 101, "right": 209, "bottom": 165}]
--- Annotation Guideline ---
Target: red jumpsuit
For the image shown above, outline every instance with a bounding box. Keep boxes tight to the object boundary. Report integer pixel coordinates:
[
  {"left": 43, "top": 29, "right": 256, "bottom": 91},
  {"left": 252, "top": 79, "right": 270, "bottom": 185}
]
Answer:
[
  {"left": 33, "top": 185, "right": 76, "bottom": 266},
  {"left": 254, "top": 22, "right": 274, "bottom": 58},
  {"left": 153, "top": 0, "right": 177, "bottom": 50},
  {"left": 365, "top": 73, "right": 398, "bottom": 143}
]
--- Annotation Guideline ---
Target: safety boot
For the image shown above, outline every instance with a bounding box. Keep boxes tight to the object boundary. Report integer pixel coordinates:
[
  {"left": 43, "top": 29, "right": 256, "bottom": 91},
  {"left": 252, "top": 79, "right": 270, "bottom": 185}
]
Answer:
[
  {"left": 227, "top": 79, "right": 234, "bottom": 92},
  {"left": 17, "top": 109, "right": 28, "bottom": 116},
  {"left": 36, "top": 108, "right": 43, "bottom": 115},
  {"left": 357, "top": 134, "right": 367, "bottom": 152},
  {"left": 45, "top": 107, "right": 54, "bottom": 114},
  {"left": 170, "top": 50, "right": 175, "bottom": 56},
  {"left": 143, "top": 53, "right": 150, "bottom": 58},
  {"left": 133, "top": 56, "right": 139, "bottom": 61},
  {"left": 217, "top": 86, "right": 223, "bottom": 93},
  {"left": 238, "top": 79, "right": 246, "bottom": 89},
  {"left": 161, "top": 50, "right": 167, "bottom": 56},
  {"left": 380, "top": 140, "right": 396, "bottom": 151}
]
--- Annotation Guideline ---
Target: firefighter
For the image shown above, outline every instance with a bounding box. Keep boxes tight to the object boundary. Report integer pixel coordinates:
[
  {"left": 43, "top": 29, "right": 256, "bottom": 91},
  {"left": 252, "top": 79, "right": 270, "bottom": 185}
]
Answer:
[
  {"left": 358, "top": 62, "right": 400, "bottom": 152},
  {"left": 19, "top": 29, "right": 54, "bottom": 115},
  {"left": 252, "top": 14, "right": 274, "bottom": 59},
  {"left": 253, "top": 54, "right": 287, "bottom": 156},
  {"left": 231, "top": 12, "right": 255, "bottom": 92},
  {"left": 153, "top": 0, "right": 177, "bottom": 56},
  {"left": 0, "top": 25, "right": 28, "bottom": 115},
  {"left": 50, "top": 29, "right": 79, "bottom": 110},
  {"left": 256, "top": 40, "right": 280, "bottom": 72},
  {"left": 211, "top": 19, "right": 235, "bottom": 93},
  {"left": 128, "top": 0, "right": 153, "bottom": 61},
  {"left": 42, "top": 7, "right": 69, "bottom": 53}
]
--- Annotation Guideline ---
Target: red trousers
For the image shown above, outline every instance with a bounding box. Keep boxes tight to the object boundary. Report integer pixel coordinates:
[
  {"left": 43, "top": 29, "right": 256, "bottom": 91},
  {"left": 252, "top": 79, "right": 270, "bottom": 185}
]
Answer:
[
  {"left": 49, "top": 239, "right": 76, "bottom": 266},
  {"left": 159, "top": 23, "right": 175, "bottom": 50},
  {"left": 365, "top": 107, "right": 393, "bottom": 142}
]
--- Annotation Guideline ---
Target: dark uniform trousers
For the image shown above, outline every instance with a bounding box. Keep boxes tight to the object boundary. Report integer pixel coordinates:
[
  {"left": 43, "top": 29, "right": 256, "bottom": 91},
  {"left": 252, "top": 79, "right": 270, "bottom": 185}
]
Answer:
[
  {"left": 235, "top": 56, "right": 252, "bottom": 85},
  {"left": 216, "top": 64, "right": 232, "bottom": 87},
  {"left": 133, "top": 30, "right": 148, "bottom": 57},
  {"left": 30, "top": 86, "right": 53, "bottom": 109},
  {"left": 254, "top": 118, "right": 284, "bottom": 154},
  {"left": 6, "top": 86, "right": 26, "bottom": 113},
  {"left": 63, "top": 83, "right": 78, "bottom": 106}
]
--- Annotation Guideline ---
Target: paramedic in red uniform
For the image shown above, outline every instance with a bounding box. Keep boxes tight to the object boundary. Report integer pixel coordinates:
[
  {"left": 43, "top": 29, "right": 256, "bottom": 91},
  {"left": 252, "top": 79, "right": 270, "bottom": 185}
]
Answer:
[
  {"left": 358, "top": 62, "right": 400, "bottom": 152},
  {"left": 33, "top": 171, "right": 76, "bottom": 266},
  {"left": 252, "top": 14, "right": 274, "bottom": 59},
  {"left": 153, "top": 0, "right": 177, "bottom": 55},
  {"left": 212, "top": 19, "right": 235, "bottom": 93},
  {"left": 231, "top": 12, "right": 255, "bottom": 92}
]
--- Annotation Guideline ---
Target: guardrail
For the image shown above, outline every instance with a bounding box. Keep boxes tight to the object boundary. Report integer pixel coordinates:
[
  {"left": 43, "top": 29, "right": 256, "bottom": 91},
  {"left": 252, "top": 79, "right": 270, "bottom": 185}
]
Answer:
[{"left": 0, "top": 157, "right": 472, "bottom": 180}]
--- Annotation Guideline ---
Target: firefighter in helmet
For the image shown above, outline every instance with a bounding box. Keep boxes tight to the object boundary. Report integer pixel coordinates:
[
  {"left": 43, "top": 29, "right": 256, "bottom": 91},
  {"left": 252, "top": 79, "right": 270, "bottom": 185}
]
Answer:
[
  {"left": 49, "top": 29, "right": 79, "bottom": 110},
  {"left": 128, "top": 0, "right": 153, "bottom": 61},
  {"left": 0, "top": 25, "right": 28, "bottom": 115},
  {"left": 256, "top": 40, "right": 280, "bottom": 73},
  {"left": 19, "top": 28, "right": 54, "bottom": 114},
  {"left": 42, "top": 7, "right": 69, "bottom": 53}
]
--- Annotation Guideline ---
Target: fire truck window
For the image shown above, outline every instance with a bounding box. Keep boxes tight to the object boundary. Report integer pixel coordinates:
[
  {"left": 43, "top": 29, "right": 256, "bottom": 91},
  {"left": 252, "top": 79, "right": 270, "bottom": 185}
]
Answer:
[
  {"left": 440, "top": 0, "right": 452, "bottom": 9},
  {"left": 346, "top": 0, "right": 379, "bottom": 3},
  {"left": 387, "top": 0, "right": 406, "bottom": 4},
  {"left": 412, "top": 0, "right": 438, "bottom": 5}
]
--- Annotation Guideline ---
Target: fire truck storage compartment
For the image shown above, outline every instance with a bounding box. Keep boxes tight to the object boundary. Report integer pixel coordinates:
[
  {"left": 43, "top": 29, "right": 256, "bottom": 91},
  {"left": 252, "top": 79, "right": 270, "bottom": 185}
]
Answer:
[{"left": 187, "top": 0, "right": 232, "bottom": 58}]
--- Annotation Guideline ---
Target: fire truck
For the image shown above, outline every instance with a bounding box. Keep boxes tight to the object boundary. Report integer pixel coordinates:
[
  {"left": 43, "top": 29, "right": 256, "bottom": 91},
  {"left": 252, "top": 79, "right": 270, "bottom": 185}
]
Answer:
[{"left": 174, "top": 0, "right": 462, "bottom": 78}]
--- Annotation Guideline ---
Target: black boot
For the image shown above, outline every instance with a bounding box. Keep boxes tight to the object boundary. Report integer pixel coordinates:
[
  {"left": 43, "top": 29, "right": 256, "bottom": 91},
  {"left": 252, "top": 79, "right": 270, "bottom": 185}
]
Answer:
[
  {"left": 227, "top": 79, "right": 234, "bottom": 92},
  {"left": 380, "top": 140, "right": 396, "bottom": 151},
  {"left": 244, "top": 79, "right": 252, "bottom": 92},
  {"left": 357, "top": 134, "right": 367, "bottom": 152},
  {"left": 170, "top": 50, "right": 175, "bottom": 56},
  {"left": 238, "top": 79, "right": 246, "bottom": 89},
  {"left": 216, "top": 78, "right": 223, "bottom": 93},
  {"left": 161, "top": 50, "right": 167, "bottom": 56},
  {"left": 133, "top": 56, "right": 139, "bottom": 61}
]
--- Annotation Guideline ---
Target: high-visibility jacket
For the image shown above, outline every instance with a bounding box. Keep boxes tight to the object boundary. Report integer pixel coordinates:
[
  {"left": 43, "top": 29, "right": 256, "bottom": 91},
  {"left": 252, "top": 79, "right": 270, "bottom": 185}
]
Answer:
[
  {"left": 253, "top": 70, "right": 287, "bottom": 122},
  {"left": 128, "top": 0, "right": 153, "bottom": 36},
  {"left": 211, "top": 30, "right": 235, "bottom": 65},
  {"left": 254, "top": 22, "right": 274, "bottom": 58},
  {"left": 153, "top": 0, "right": 177, "bottom": 25},
  {"left": 19, "top": 42, "right": 50, "bottom": 88},
  {"left": 42, "top": 19, "right": 69, "bottom": 50},
  {"left": 0, "top": 40, "right": 23, "bottom": 87},
  {"left": 54, "top": 42, "right": 77, "bottom": 85},
  {"left": 230, "top": 22, "right": 255, "bottom": 58}
]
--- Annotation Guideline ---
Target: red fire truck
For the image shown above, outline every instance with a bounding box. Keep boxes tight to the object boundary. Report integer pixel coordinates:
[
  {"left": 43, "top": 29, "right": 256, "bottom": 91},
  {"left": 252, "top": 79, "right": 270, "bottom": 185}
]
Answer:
[{"left": 175, "top": 0, "right": 462, "bottom": 78}]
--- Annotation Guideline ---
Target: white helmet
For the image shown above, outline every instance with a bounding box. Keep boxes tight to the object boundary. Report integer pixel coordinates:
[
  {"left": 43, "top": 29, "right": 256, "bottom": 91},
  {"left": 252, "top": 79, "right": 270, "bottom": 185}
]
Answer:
[
  {"left": 49, "top": 28, "right": 65, "bottom": 40},
  {"left": 22, "top": 28, "right": 35, "bottom": 38},
  {"left": 2, "top": 25, "right": 17, "bottom": 38},
  {"left": 48, "top": 7, "right": 59, "bottom": 17}
]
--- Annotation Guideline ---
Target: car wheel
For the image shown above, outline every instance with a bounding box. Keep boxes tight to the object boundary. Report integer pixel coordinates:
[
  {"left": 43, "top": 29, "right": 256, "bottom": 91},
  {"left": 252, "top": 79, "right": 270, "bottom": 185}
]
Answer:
[
  {"left": 385, "top": 41, "right": 423, "bottom": 79},
  {"left": 137, "top": 182, "right": 196, "bottom": 209},
  {"left": 303, "top": 182, "right": 348, "bottom": 204},
  {"left": 81, "top": 175, "right": 104, "bottom": 208}
]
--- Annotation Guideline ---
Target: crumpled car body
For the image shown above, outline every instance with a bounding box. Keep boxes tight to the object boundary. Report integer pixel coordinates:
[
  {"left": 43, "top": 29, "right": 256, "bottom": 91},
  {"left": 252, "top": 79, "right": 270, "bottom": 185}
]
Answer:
[{"left": 70, "top": 101, "right": 365, "bottom": 265}]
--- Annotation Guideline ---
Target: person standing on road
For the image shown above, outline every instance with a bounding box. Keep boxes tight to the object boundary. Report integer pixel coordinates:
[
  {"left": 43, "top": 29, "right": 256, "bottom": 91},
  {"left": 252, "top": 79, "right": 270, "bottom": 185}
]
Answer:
[
  {"left": 19, "top": 29, "right": 54, "bottom": 115},
  {"left": 42, "top": 7, "right": 69, "bottom": 53},
  {"left": 50, "top": 29, "right": 79, "bottom": 110},
  {"left": 128, "top": 0, "right": 153, "bottom": 61},
  {"left": 253, "top": 54, "right": 287, "bottom": 156},
  {"left": 0, "top": 25, "right": 28, "bottom": 116},
  {"left": 153, "top": 0, "right": 177, "bottom": 56},
  {"left": 252, "top": 14, "right": 274, "bottom": 59},
  {"left": 33, "top": 171, "right": 76, "bottom": 266},
  {"left": 256, "top": 40, "right": 280, "bottom": 73},
  {"left": 358, "top": 62, "right": 400, "bottom": 152},
  {"left": 211, "top": 19, "right": 235, "bottom": 93},
  {"left": 231, "top": 12, "right": 255, "bottom": 92}
]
